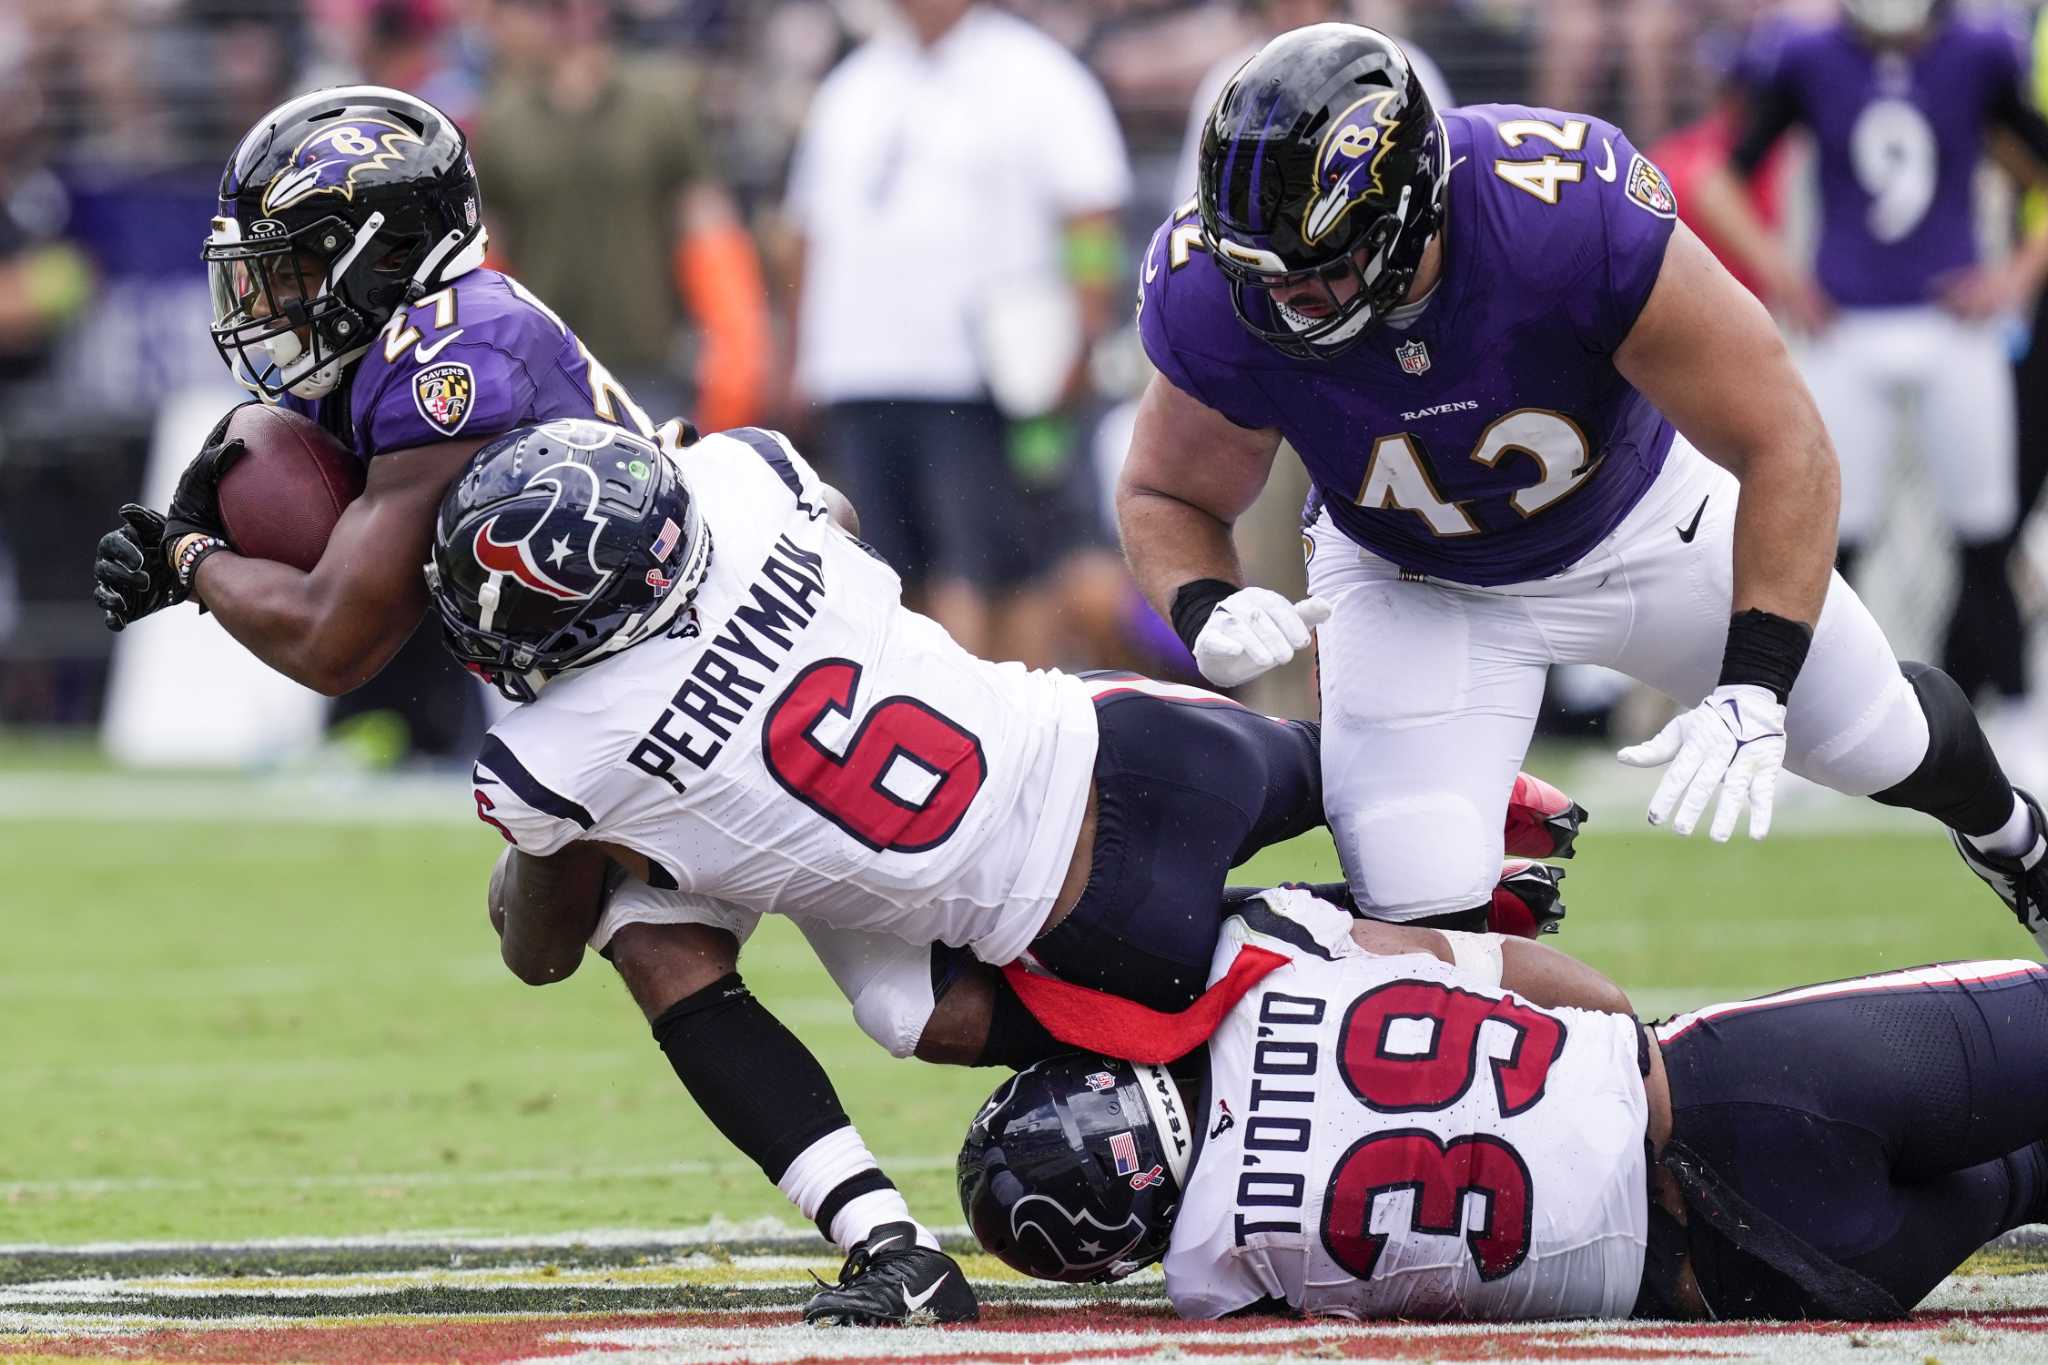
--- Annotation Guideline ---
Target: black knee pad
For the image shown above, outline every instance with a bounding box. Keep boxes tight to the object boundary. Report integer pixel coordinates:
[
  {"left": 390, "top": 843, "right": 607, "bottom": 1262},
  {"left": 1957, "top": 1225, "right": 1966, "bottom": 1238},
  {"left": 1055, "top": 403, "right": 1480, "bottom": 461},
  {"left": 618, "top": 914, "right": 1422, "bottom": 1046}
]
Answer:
[{"left": 1870, "top": 662, "right": 2014, "bottom": 837}]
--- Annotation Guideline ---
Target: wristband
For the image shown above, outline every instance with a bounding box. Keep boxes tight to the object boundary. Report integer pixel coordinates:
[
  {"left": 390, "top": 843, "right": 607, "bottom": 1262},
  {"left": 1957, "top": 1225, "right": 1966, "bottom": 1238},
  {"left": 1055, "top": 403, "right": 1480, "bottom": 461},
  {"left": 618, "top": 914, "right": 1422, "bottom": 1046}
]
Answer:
[
  {"left": 173, "top": 533, "right": 229, "bottom": 598},
  {"left": 1169, "top": 577, "right": 1238, "bottom": 654},
  {"left": 1717, "top": 608, "right": 1812, "bottom": 703}
]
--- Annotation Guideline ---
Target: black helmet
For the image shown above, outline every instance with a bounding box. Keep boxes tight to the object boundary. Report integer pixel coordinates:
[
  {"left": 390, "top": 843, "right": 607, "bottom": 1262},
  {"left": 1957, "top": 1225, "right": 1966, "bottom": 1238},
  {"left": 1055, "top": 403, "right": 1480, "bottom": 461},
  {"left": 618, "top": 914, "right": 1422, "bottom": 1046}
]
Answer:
[
  {"left": 957, "top": 1055, "right": 1193, "bottom": 1284},
  {"left": 426, "top": 420, "right": 712, "bottom": 702},
  {"left": 205, "top": 85, "right": 486, "bottom": 399},
  {"left": 1196, "top": 24, "right": 1447, "bottom": 358}
]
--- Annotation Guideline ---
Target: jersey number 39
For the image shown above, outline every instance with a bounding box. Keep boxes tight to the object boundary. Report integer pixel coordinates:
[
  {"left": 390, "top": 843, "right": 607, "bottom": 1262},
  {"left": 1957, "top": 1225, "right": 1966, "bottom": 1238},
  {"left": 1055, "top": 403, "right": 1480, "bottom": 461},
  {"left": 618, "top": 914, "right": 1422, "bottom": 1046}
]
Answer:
[{"left": 1320, "top": 980, "right": 1565, "bottom": 1283}]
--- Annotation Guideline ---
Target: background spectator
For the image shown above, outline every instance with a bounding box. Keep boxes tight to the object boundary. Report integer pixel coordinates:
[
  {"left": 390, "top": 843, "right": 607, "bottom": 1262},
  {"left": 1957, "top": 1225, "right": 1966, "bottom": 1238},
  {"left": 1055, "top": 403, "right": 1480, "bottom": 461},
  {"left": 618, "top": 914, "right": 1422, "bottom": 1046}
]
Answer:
[
  {"left": 780, "top": 0, "right": 1131, "bottom": 667},
  {"left": 474, "top": 0, "right": 768, "bottom": 430}
]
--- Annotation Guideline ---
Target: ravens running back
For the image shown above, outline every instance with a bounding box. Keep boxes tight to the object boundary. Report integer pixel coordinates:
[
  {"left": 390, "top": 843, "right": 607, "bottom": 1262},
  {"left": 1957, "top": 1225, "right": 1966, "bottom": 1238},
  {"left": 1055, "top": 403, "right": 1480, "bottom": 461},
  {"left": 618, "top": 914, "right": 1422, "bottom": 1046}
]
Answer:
[
  {"left": 91, "top": 85, "right": 654, "bottom": 694},
  {"left": 86, "top": 87, "right": 967, "bottom": 1327},
  {"left": 1118, "top": 23, "right": 2048, "bottom": 947},
  {"left": 961, "top": 890, "right": 2048, "bottom": 1322}
]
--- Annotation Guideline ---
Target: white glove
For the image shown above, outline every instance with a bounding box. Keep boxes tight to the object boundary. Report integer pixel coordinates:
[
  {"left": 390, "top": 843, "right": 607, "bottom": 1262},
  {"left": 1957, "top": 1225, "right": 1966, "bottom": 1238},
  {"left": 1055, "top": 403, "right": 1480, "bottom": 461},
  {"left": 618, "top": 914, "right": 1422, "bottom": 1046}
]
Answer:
[
  {"left": 1193, "top": 587, "right": 1333, "bottom": 689},
  {"left": 1617, "top": 683, "right": 1788, "bottom": 841}
]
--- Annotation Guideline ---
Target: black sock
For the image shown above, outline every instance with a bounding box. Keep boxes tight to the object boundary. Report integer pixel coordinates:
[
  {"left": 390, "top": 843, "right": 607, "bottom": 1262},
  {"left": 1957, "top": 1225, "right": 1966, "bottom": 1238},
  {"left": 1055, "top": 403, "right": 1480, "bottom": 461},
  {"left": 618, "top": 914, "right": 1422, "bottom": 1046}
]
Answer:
[
  {"left": 650, "top": 972, "right": 849, "bottom": 1180},
  {"left": 1870, "top": 662, "right": 2017, "bottom": 837}
]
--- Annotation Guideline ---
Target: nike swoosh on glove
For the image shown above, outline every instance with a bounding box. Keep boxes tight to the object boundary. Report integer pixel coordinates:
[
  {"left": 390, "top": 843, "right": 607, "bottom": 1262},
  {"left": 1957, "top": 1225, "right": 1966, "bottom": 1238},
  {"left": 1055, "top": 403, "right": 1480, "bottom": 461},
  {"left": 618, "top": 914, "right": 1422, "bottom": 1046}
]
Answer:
[
  {"left": 1193, "top": 586, "right": 1332, "bottom": 689},
  {"left": 1617, "top": 683, "right": 1788, "bottom": 841}
]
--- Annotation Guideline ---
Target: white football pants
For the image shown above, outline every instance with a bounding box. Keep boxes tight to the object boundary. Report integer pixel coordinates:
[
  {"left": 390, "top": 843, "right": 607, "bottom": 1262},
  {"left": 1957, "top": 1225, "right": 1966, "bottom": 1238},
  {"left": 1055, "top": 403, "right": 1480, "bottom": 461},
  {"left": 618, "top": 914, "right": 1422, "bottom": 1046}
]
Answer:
[
  {"left": 1307, "top": 439, "right": 1934, "bottom": 921},
  {"left": 1797, "top": 306, "right": 2016, "bottom": 544}
]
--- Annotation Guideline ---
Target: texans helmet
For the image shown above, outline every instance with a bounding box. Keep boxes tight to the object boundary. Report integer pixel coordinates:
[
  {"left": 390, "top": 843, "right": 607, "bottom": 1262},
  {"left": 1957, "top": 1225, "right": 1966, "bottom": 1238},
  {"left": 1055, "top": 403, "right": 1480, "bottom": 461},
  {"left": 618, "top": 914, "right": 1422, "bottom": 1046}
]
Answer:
[
  {"left": 205, "top": 85, "right": 485, "bottom": 400},
  {"left": 1196, "top": 24, "right": 1448, "bottom": 358},
  {"left": 425, "top": 420, "right": 711, "bottom": 702},
  {"left": 957, "top": 1055, "right": 1193, "bottom": 1284}
]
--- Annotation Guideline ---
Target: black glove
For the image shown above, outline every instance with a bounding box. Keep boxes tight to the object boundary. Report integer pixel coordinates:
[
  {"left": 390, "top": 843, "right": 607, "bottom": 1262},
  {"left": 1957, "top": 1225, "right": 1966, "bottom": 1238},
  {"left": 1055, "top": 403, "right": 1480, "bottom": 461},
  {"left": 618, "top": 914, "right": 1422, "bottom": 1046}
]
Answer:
[
  {"left": 93, "top": 504, "right": 178, "bottom": 631},
  {"left": 162, "top": 402, "right": 253, "bottom": 548}
]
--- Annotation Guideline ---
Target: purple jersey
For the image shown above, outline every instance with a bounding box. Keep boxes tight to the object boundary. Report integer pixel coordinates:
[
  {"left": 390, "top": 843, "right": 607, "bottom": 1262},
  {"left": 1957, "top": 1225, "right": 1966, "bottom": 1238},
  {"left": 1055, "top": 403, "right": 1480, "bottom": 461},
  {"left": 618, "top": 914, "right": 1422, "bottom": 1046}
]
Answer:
[
  {"left": 1138, "top": 106, "right": 1677, "bottom": 586},
  {"left": 1741, "top": 19, "right": 2029, "bottom": 308},
  {"left": 283, "top": 267, "right": 654, "bottom": 460}
]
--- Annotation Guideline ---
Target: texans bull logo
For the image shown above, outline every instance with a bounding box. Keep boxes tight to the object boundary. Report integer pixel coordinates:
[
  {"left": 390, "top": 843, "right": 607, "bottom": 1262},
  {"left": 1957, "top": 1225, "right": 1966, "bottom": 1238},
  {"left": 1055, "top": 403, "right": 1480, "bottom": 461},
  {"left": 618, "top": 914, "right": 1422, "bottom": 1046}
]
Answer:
[
  {"left": 471, "top": 461, "right": 610, "bottom": 602},
  {"left": 1301, "top": 89, "right": 1404, "bottom": 247},
  {"left": 262, "top": 116, "right": 426, "bottom": 215},
  {"left": 1008, "top": 1194, "right": 1151, "bottom": 1279}
]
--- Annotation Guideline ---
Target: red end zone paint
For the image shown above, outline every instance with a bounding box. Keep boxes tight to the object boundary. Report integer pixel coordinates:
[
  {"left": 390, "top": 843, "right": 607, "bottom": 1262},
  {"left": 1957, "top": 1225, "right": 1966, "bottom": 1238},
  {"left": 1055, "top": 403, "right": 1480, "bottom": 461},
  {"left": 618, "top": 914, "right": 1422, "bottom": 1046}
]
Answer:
[{"left": 14, "top": 1305, "right": 2048, "bottom": 1364}]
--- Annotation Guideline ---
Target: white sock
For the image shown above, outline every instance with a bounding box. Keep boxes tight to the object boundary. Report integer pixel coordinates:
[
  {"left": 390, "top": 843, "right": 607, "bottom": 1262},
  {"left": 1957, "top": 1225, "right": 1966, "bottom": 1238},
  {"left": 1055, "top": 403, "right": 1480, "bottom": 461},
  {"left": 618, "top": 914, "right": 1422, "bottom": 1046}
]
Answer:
[
  {"left": 1968, "top": 793, "right": 2040, "bottom": 860},
  {"left": 775, "top": 1126, "right": 936, "bottom": 1253},
  {"left": 831, "top": 1188, "right": 937, "bottom": 1253}
]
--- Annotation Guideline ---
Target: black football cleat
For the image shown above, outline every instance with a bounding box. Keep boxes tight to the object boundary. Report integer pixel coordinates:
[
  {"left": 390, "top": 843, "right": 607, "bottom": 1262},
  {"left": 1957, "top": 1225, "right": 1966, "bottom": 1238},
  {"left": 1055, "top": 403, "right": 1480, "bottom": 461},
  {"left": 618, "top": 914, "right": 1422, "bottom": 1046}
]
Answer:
[
  {"left": 802, "top": 1222, "right": 979, "bottom": 1327},
  {"left": 1951, "top": 789, "right": 2048, "bottom": 953}
]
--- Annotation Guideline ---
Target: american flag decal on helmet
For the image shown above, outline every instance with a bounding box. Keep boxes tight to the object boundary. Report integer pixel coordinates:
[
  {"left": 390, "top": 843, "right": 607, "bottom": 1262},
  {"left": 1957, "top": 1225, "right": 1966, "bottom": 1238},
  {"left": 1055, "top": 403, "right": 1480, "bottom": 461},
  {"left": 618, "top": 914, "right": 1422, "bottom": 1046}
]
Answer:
[
  {"left": 1109, "top": 1131, "right": 1139, "bottom": 1176},
  {"left": 650, "top": 517, "right": 681, "bottom": 562}
]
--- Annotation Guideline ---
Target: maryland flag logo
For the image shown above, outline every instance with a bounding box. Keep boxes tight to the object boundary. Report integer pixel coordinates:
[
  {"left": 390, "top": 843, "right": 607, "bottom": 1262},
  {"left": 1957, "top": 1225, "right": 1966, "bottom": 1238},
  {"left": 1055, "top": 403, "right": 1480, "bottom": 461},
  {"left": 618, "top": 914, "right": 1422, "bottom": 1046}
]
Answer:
[
  {"left": 1625, "top": 153, "right": 1678, "bottom": 220},
  {"left": 414, "top": 361, "right": 475, "bottom": 435}
]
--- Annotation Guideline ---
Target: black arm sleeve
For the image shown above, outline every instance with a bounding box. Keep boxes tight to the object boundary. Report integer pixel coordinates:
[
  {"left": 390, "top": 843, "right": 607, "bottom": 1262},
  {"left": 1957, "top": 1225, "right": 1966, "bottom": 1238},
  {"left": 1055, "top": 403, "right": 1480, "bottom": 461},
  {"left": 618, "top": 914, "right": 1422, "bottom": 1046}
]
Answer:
[
  {"left": 1729, "top": 81, "right": 1802, "bottom": 176},
  {"left": 1989, "top": 78, "right": 2048, "bottom": 179}
]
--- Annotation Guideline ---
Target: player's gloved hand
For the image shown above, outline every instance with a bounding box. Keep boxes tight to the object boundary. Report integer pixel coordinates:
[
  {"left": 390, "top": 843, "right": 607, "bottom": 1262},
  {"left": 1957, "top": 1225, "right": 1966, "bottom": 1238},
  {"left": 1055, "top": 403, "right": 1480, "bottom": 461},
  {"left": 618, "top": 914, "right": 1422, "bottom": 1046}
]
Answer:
[
  {"left": 162, "top": 403, "right": 253, "bottom": 551},
  {"left": 1193, "top": 587, "right": 1332, "bottom": 689},
  {"left": 1617, "top": 683, "right": 1788, "bottom": 841},
  {"left": 92, "top": 503, "right": 179, "bottom": 631}
]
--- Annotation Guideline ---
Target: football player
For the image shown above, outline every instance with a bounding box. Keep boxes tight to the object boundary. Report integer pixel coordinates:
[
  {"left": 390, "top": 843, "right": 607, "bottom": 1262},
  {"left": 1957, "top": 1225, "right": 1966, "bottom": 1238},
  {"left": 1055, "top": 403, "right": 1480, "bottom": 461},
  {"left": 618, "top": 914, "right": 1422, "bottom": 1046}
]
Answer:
[
  {"left": 1691, "top": 0, "right": 2048, "bottom": 741},
  {"left": 89, "top": 85, "right": 658, "bottom": 692},
  {"left": 422, "top": 416, "right": 1583, "bottom": 1320},
  {"left": 85, "top": 88, "right": 960, "bottom": 1326},
  {"left": 1119, "top": 25, "right": 2048, "bottom": 950},
  {"left": 960, "top": 888, "right": 2048, "bottom": 1321}
]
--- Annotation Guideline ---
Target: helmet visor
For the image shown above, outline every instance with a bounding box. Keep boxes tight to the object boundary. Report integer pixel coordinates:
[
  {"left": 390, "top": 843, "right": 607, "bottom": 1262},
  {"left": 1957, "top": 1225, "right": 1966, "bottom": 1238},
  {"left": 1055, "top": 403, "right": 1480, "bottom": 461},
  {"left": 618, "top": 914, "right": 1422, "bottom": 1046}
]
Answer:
[{"left": 203, "top": 217, "right": 348, "bottom": 397}]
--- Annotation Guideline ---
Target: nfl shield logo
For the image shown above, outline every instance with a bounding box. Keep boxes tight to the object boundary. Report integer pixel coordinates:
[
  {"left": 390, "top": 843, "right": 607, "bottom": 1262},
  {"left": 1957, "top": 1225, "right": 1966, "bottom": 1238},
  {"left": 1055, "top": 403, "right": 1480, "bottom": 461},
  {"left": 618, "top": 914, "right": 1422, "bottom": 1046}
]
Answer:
[{"left": 1395, "top": 338, "right": 1431, "bottom": 376}]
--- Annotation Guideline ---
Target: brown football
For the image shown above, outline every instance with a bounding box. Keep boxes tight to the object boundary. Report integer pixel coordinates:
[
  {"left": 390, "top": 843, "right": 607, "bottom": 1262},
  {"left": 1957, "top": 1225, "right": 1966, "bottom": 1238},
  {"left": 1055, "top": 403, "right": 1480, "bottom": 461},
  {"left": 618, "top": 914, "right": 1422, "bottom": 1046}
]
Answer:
[{"left": 215, "top": 405, "right": 366, "bottom": 572}]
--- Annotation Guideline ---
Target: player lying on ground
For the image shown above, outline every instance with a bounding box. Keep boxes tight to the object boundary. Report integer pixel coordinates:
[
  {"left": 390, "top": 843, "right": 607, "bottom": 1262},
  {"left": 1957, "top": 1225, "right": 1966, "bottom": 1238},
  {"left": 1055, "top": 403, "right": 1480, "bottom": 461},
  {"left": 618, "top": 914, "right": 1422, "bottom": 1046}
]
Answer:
[
  {"left": 431, "top": 416, "right": 1581, "bottom": 1323},
  {"left": 959, "top": 888, "right": 2048, "bottom": 1321}
]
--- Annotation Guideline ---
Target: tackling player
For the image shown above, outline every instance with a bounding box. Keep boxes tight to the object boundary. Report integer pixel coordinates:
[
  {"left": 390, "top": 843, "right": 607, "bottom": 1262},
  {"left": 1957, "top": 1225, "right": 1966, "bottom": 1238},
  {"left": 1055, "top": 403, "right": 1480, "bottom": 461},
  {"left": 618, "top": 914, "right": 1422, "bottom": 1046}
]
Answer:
[
  {"left": 421, "top": 415, "right": 1579, "bottom": 1320},
  {"left": 1119, "top": 25, "right": 2048, "bottom": 949},
  {"left": 960, "top": 889, "right": 2048, "bottom": 1321},
  {"left": 1691, "top": 0, "right": 2048, "bottom": 737},
  {"left": 84, "top": 88, "right": 961, "bottom": 1326}
]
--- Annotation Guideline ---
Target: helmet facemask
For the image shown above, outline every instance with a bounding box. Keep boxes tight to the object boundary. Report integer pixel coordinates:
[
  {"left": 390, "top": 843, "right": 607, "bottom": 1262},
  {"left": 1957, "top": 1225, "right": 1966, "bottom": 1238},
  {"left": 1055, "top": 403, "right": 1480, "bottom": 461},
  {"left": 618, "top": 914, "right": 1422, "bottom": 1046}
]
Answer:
[{"left": 1208, "top": 179, "right": 1437, "bottom": 360}]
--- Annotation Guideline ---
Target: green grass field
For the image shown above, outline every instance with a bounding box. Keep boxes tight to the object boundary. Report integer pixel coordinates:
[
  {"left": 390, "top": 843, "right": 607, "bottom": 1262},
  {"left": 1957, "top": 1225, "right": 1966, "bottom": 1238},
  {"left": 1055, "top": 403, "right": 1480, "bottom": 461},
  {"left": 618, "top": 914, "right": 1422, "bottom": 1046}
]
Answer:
[{"left": 5, "top": 767, "right": 2036, "bottom": 1251}]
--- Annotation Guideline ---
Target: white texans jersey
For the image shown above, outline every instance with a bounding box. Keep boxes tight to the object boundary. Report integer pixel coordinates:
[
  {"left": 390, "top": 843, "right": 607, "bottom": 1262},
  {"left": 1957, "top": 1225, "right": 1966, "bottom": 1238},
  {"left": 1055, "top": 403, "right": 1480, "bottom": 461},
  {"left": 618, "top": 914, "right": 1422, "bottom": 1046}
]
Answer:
[
  {"left": 470, "top": 428, "right": 1099, "bottom": 965},
  {"left": 1165, "top": 891, "right": 1647, "bottom": 1321}
]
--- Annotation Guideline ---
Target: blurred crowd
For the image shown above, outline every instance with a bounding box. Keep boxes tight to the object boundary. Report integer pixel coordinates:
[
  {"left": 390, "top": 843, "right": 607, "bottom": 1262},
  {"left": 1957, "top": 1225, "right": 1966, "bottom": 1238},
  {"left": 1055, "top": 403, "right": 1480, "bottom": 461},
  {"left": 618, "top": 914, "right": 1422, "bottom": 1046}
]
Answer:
[{"left": 2, "top": 0, "right": 2042, "bottom": 765}]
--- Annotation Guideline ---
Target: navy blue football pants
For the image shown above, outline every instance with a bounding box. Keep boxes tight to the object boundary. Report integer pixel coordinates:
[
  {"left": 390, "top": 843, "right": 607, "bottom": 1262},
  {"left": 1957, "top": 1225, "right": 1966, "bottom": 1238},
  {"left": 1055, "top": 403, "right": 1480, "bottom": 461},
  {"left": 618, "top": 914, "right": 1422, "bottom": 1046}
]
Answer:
[
  {"left": 1028, "top": 675, "right": 1324, "bottom": 1012},
  {"left": 1659, "top": 962, "right": 2048, "bottom": 1314}
]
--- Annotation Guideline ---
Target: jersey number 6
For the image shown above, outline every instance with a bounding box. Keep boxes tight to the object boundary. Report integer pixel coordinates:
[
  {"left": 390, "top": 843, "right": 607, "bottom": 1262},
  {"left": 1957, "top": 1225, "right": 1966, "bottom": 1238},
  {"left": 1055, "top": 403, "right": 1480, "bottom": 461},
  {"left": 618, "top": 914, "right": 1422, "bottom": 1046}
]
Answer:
[
  {"left": 763, "top": 658, "right": 988, "bottom": 853},
  {"left": 1319, "top": 980, "right": 1565, "bottom": 1284}
]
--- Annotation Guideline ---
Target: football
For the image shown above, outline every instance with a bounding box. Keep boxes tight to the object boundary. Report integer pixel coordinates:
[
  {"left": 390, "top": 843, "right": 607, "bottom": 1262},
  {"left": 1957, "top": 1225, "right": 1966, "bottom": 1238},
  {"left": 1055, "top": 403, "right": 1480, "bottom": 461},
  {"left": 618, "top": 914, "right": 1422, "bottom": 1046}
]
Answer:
[{"left": 215, "top": 404, "right": 365, "bottom": 572}]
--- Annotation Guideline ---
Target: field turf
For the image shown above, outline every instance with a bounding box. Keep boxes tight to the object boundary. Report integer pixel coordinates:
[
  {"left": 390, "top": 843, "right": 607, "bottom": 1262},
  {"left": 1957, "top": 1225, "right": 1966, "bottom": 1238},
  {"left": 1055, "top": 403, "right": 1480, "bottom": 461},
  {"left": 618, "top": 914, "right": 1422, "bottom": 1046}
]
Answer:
[
  {"left": 4, "top": 772, "right": 2035, "bottom": 1246},
  {"left": 7, "top": 757, "right": 2048, "bottom": 1361}
]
